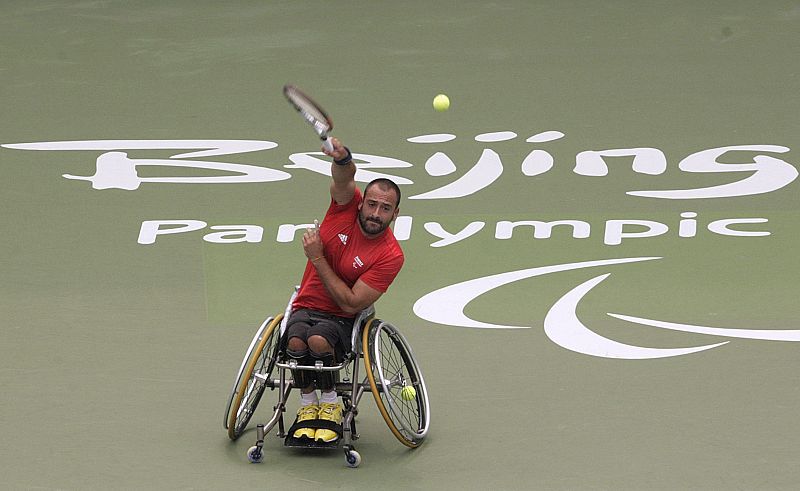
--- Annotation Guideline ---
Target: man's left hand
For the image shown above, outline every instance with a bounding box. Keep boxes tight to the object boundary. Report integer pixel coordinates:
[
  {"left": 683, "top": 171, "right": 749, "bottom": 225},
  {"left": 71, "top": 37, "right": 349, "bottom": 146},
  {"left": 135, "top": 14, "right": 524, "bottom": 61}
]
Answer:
[{"left": 302, "top": 225, "right": 324, "bottom": 261}]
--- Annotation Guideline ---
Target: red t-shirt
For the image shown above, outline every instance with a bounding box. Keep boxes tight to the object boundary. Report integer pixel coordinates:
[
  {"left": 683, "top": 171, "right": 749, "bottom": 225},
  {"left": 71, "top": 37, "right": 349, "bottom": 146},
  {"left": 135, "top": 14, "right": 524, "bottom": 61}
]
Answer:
[{"left": 292, "top": 188, "right": 405, "bottom": 318}]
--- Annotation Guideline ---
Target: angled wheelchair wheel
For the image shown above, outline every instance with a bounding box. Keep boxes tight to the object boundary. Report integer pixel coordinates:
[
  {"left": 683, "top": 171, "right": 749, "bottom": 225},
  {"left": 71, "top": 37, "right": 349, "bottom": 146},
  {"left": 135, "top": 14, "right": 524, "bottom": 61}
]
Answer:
[
  {"left": 363, "top": 320, "right": 430, "bottom": 448},
  {"left": 224, "top": 314, "right": 283, "bottom": 440}
]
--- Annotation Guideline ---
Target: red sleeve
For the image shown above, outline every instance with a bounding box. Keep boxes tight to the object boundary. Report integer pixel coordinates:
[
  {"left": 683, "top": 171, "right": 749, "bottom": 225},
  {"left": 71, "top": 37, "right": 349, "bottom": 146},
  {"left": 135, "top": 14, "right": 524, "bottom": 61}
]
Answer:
[
  {"left": 359, "top": 247, "right": 405, "bottom": 293},
  {"left": 325, "top": 188, "right": 361, "bottom": 219}
]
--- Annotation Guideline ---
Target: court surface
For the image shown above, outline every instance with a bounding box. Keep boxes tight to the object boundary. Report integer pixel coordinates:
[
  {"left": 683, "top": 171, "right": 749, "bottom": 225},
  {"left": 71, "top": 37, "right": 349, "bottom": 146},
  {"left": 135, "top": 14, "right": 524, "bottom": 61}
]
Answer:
[{"left": 2, "top": 1, "right": 799, "bottom": 489}]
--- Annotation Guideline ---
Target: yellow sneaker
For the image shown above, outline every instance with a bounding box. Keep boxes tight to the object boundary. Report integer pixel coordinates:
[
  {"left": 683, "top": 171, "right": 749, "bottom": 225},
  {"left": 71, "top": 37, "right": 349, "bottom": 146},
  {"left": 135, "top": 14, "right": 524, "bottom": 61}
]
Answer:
[
  {"left": 315, "top": 402, "right": 343, "bottom": 443},
  {"left": 293, "top": 404, "right": 319, "bottom": 439}
]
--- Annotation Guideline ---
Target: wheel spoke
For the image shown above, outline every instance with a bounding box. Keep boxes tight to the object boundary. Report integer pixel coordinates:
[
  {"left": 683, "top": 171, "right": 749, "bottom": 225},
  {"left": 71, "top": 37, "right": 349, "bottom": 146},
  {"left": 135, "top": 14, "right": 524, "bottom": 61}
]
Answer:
[
  {"left": 364, "top": 319, "right": 429, "bottom": 447},
  {"left": 375, "top": 324, "right": 426, "bottom": 441}
]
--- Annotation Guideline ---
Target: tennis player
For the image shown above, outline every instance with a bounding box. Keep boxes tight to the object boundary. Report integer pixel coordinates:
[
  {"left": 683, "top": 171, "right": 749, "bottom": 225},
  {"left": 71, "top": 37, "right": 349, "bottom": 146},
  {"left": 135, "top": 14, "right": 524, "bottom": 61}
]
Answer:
[{"left": 285, "top": 137, "right": 404, "bottom": 443}]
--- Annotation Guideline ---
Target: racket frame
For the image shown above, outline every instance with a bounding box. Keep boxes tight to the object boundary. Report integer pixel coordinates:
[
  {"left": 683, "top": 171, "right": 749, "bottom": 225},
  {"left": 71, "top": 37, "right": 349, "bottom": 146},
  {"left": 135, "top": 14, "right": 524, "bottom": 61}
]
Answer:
[{"left": 283, "top": 84, "right": 334, "bottom": 151}]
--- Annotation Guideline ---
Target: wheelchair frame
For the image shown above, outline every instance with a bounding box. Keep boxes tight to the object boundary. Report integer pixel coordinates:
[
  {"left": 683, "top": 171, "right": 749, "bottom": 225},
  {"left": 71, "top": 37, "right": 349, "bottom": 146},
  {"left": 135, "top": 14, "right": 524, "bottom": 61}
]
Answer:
[{"left": 224, "top": 289, "right": 430, "bottom": 468}]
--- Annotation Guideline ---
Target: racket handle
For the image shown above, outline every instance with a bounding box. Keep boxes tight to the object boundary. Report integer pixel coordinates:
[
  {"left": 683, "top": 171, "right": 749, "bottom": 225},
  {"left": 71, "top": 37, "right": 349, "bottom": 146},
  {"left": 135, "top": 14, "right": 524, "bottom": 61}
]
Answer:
[{"left": 322, "top": 137, "right": 334, "bottom": 153}]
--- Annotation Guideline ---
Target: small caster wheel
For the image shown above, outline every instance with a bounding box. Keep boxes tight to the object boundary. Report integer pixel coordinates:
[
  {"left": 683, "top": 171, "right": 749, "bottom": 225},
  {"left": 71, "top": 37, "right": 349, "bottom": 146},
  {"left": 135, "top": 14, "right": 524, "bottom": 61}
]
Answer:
[
  {"left": 345, "top": 449, "right": 361, "bottom": 468},
  {"left": 247, "top": 445, "right": 264, "bottom": 463}
]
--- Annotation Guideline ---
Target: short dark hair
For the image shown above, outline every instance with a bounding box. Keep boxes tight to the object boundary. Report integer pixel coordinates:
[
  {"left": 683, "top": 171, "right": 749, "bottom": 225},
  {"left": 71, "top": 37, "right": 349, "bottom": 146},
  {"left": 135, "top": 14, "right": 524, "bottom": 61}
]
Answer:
[{"left": 364, "top": 178, "right": 401, "bottom": 209}]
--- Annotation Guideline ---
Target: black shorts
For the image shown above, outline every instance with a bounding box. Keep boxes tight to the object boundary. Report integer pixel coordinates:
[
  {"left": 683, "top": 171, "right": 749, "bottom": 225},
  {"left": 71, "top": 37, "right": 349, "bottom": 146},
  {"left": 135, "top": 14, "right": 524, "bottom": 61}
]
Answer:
[{"left": 284, "top": 309, "right": 355, "bottom": 360}]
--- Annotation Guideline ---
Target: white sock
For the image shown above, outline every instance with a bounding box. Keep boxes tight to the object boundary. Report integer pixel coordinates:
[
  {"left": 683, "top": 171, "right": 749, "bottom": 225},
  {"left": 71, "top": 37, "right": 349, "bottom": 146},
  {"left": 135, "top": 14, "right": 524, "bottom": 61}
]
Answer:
[
  {"left": 300, "top": 391, "right": 319, "bottom": 406},
  {"left": 320, "top": 390, "right": 338, "bottom": 404}
]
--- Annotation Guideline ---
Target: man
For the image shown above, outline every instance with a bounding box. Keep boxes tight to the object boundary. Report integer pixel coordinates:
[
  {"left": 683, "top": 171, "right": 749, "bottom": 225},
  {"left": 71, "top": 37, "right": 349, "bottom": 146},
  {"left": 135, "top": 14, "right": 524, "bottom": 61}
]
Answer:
[{"left": 285, "top": 137, "right": 404, "bottom": 444}]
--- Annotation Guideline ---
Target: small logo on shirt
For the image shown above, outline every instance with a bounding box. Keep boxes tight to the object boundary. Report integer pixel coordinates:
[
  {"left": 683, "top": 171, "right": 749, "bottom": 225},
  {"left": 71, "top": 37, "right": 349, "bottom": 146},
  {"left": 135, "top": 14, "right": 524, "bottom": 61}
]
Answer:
[
  {"left": 338, "top": 233, "right": 349, "bottom": 245},
  {"left": 353, "top": 256, "right": 364, "bottom": 269}
]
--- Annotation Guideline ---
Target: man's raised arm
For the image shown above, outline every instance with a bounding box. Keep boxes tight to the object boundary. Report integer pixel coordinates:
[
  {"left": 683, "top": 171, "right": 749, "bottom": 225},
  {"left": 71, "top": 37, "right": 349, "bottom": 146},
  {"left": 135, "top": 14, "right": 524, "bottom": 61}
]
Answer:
[{"left": 323, "top": 137, "right": 356, "bottom": 205}]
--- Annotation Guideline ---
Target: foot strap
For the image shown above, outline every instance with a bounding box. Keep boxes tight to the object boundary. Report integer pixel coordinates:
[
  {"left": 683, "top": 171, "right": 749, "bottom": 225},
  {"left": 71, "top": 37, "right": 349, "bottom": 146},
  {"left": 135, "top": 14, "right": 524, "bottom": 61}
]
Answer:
[{"left": 287, "top": 418, "right": 343, "bottom": 438}]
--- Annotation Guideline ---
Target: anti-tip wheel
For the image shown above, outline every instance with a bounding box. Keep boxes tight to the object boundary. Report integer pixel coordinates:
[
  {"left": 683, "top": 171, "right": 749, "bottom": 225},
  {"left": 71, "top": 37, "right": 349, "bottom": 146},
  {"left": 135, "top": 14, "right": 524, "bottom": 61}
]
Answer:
[
  {"left": 345, "top": 449, "right": 361, "bottom": 468},
  {"left": 247, "top": 445, "right": 264, "bottom": 464}
]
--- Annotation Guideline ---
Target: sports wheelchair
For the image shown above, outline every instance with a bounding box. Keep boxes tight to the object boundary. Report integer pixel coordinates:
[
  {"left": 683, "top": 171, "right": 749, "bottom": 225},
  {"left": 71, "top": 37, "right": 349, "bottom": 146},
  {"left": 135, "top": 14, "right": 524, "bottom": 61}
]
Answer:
[{"left": 223, "top": 288, "right": 430, "bottom": 468}]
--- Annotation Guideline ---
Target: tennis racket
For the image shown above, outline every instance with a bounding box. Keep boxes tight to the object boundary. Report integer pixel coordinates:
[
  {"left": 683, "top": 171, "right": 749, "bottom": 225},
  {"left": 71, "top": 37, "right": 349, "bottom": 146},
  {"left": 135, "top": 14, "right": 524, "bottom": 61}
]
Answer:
[{"left": 283, "top": 84, "right": 334, "bottom": 152}]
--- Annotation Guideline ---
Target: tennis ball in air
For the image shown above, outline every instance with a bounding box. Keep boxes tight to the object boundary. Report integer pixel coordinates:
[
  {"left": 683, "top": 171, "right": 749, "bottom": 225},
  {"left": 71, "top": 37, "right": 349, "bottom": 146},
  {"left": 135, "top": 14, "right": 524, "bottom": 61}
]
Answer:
[
  {"left": 400, "top": 385, "right": 417, "bottom": 401},
  {"left": 433, "top": 94, "right": 450, "bottom": 112}
]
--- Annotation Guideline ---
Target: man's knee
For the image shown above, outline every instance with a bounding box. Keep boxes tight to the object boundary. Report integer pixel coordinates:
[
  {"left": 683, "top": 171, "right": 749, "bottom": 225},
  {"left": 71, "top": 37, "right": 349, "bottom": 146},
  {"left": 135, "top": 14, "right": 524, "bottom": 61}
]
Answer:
[
  {"left": 307, "top": 334, "right": 332, "bottom": 354},
  {"left": 287, "top": 336, "right": 308, "bottom": 351}
]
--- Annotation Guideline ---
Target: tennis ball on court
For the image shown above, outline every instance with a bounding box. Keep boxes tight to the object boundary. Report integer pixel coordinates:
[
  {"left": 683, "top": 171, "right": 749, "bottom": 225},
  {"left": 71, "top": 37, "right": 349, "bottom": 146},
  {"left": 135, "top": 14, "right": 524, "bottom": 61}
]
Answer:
[
  {"left": 400, "top": 385, "right": 417, "bottom": 401},
  {"left": 433, "top": 94, "right": 450, "bottom": 112}
]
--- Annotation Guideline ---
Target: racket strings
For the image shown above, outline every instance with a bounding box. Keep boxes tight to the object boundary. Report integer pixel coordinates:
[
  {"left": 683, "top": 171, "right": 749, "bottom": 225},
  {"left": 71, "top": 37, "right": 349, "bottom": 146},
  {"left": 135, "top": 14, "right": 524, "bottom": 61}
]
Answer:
[{"left": 283, "top": 84, "right": 333, "bottom": 137}]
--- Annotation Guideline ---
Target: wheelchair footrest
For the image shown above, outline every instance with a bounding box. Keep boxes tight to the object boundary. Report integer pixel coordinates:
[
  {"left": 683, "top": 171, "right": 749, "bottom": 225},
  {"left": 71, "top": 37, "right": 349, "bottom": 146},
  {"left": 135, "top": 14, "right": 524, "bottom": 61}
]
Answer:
[
  {"left": 284, "top": 419, "right": 344, "bottom": 449},
  {"left": 284, "top": 434, "right": 341, "bottom": 449}
]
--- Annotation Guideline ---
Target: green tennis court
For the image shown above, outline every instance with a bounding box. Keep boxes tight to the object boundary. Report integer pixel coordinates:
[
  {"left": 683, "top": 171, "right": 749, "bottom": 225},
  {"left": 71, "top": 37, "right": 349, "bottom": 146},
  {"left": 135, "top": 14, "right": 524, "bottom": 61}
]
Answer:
[{"left": 2, "top": 1, "right": 799, "bottom": 489}]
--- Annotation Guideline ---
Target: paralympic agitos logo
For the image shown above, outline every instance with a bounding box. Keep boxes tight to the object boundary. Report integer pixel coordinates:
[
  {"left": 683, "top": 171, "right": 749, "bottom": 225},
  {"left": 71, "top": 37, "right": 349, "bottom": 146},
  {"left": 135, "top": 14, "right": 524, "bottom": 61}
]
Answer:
[{"left": 3, "top": 133, "right": 798, "bottom": 360}]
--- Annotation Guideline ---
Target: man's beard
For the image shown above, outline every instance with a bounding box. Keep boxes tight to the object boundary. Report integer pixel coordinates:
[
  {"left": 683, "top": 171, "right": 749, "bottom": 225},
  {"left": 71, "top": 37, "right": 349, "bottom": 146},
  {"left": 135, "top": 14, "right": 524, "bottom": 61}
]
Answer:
[{"left": 359, "top": 212, "right": 388, "bottom": 235}]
